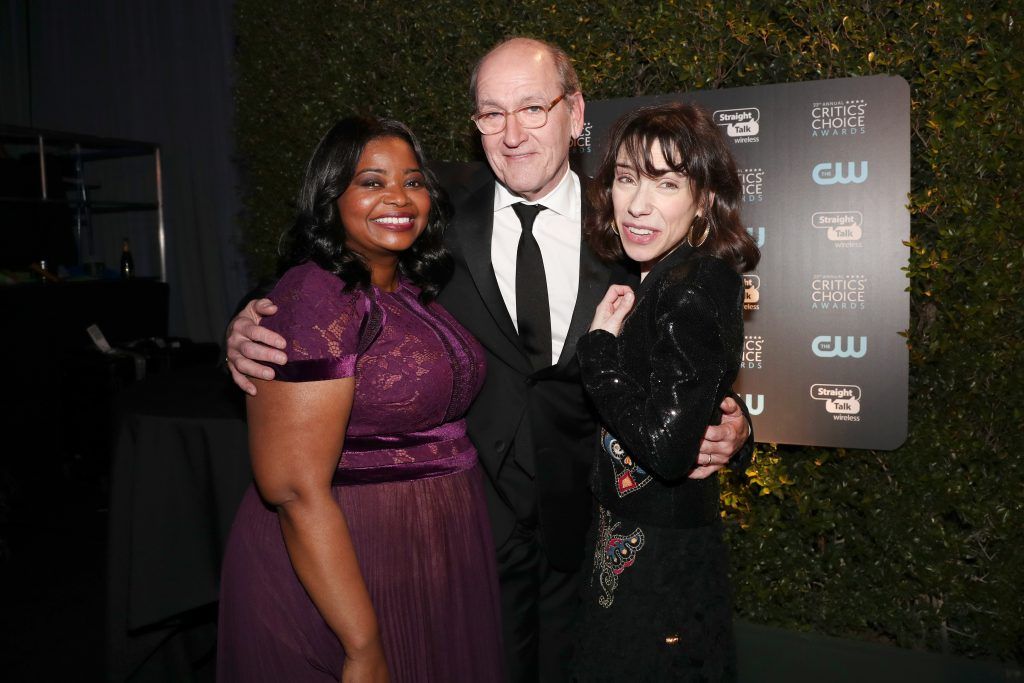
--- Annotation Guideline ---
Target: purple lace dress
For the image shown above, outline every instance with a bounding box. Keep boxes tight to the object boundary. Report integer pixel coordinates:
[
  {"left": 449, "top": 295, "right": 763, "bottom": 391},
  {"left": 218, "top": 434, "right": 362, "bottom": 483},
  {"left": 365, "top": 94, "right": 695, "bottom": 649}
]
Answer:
[{"left": 217, "top": 262, "right": 503, "bottom": 682}]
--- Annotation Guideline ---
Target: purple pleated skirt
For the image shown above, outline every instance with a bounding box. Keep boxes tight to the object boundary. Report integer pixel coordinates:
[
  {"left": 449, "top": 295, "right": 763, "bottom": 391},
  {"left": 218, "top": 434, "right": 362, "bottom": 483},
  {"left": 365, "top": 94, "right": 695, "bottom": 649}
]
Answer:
[{"left": 217, "top": 463, "right": 504, "bottom": 682}]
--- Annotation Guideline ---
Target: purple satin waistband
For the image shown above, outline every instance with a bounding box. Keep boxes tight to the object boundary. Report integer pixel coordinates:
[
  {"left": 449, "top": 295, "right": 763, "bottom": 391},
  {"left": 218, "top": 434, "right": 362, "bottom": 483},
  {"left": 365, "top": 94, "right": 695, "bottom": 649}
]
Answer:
[
  {"left": 342, "top": 421, "right": 466, "bottom": 452},
  {"left": 332, "top": 421, "right": 477, "bottom": 486}
]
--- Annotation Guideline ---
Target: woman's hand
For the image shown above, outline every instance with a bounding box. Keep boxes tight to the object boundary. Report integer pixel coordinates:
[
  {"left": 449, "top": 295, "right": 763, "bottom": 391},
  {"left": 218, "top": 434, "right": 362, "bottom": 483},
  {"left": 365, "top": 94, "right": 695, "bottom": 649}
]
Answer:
[
  {"left": 341, "top": 641, "right": 390, "bottom": 683},
  {"left": 589, "top": 284, "right": 635, "bottom": 336}
]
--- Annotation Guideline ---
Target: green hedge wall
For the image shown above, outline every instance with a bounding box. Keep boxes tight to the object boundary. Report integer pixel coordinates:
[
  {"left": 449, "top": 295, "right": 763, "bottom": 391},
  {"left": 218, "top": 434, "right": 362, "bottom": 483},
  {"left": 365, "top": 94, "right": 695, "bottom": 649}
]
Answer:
[{"left": 235, "top": 0, "right": 1023, "bottom": 662}]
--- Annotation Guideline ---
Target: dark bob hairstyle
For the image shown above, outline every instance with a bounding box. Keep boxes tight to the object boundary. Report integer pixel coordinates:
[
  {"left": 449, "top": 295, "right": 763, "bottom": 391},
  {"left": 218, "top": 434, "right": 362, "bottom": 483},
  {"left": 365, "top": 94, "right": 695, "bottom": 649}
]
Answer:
[
  {"left": 280, "top": 116, "right": 452, "bottom": 302},
  {"left": 585, "top": 102, "right": 760, "bottom": 273}
]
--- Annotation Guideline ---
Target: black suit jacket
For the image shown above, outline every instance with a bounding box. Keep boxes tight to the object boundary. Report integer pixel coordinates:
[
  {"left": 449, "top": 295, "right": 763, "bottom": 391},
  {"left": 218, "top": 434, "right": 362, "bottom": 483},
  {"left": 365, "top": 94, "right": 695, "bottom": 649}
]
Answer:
[{"left": 435, "top": 163, "right": 629, "bottom": 571}]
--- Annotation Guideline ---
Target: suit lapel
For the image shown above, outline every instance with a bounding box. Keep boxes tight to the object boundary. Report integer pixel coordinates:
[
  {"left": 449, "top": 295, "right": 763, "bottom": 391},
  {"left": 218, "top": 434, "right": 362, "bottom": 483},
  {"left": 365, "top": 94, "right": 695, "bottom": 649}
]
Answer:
[
  {"left": 455, "top": 181, "right": 531, "bottom": 361},
  {"left": 451, "top": 171, "right": 614, "bottom": 372},
  {"left": 556, "top": 180, "right": 614, "bottom": 368}
]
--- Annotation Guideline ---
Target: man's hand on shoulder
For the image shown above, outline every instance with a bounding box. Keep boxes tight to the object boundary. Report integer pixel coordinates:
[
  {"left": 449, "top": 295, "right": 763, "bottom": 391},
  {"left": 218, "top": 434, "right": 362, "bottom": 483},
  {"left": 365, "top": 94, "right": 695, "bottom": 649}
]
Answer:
[{"left": 225, "top": 298, "right": 288, "bottom": 395}]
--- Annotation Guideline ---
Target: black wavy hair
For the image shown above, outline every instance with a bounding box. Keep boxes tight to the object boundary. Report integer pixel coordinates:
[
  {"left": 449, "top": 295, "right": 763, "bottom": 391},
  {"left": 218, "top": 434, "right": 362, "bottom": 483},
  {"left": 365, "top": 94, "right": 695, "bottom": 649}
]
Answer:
[
  {"left": 585, "top": 102, "right": 760, "bottom": 273},
  {"left": 280, "top": 116, "right": 453, "bottom": 302}
]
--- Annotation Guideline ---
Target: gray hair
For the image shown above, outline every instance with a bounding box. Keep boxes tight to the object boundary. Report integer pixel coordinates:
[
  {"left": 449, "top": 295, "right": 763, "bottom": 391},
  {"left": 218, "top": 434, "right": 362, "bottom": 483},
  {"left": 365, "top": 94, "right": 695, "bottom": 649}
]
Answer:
[{"left": 469, "top": 36, "right": 581, "bottom": 109}]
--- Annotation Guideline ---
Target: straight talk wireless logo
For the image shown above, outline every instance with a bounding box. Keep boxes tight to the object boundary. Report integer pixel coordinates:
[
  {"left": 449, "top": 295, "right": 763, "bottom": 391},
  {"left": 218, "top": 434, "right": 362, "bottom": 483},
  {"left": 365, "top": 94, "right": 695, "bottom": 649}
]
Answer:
[
  {"left": 810, "top": 384, "right": 862, "bottom": 422},
  {"left": 743, "top": 275, "right": 760, "bottom": 311},
  {"left": 713, "top": 107, "right": 760, "bottom": 144},
  {"left": 812, "top": 211, "right": 863, "bottom": 247}
]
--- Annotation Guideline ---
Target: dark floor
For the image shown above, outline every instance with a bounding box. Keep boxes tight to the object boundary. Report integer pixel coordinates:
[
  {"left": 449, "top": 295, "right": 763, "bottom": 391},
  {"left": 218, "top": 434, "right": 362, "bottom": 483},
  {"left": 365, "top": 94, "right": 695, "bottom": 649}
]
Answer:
[
  {"left": 0, "top": 447, "right": 1017, "bottom": 682},
  {"left": 0, "top": 451, "right": 107, "bottom": 679}
]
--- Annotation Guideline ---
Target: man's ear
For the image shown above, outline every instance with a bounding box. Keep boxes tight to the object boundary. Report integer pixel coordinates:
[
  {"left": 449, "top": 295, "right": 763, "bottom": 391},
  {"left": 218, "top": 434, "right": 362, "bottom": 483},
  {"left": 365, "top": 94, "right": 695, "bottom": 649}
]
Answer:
[{"left": 568, "top": 91, "right": 586, "bottom": 139}]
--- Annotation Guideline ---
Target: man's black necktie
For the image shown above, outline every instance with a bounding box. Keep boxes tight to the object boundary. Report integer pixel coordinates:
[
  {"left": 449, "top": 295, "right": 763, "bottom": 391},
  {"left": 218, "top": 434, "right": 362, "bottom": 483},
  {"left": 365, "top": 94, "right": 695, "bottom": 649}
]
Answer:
[{"left": 512, "top": 202, "right": 552, "bottom": 370}]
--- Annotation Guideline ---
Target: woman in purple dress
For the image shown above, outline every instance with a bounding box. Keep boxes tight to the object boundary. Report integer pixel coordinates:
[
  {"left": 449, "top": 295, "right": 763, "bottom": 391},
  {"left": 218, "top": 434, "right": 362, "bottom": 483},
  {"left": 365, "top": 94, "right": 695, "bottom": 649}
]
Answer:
[{"left": 217, "top": 117, "right": 503, "bottom": 682}]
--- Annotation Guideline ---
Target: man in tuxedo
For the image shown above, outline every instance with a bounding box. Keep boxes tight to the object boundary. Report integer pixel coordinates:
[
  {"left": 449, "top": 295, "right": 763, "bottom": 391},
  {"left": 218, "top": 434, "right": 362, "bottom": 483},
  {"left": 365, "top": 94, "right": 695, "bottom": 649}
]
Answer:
[{"left": 227, "top": 37, "right": 751, "bottom": 682}]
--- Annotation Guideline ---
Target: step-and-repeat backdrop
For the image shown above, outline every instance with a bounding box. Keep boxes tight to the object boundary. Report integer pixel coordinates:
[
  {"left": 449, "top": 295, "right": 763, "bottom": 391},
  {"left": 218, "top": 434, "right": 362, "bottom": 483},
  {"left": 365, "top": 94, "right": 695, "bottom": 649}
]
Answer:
[{"left": 571, "top": 75, "right": 909, "bottom": 450}]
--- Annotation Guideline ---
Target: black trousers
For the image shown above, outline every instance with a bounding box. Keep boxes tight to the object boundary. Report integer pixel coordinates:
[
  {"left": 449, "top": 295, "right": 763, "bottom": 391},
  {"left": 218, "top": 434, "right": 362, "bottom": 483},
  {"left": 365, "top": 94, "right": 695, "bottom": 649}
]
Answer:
[{"left": 497, "top": 520, "right": 583, "bottom": 683}]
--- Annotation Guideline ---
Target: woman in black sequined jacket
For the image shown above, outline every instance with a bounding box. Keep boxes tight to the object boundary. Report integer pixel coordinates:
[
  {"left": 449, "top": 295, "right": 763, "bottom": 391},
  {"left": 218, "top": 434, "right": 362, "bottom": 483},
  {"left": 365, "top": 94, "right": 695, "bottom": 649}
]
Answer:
[{"left": 571, "top": 102, "right": 760, "bottom": 682}]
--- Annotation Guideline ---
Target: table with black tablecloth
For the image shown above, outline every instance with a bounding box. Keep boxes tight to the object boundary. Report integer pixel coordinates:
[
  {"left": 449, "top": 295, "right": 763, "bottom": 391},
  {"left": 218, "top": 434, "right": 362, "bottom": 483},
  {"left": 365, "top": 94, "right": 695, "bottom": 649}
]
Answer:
[{"left": 106, "top": 367, "right": 250, "bottom": 682}]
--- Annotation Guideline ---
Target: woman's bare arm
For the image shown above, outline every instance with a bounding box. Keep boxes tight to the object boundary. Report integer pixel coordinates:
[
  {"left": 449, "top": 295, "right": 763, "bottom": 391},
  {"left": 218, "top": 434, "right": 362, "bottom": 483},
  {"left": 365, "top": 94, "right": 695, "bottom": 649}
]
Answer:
[{"left": 247, "top": 377, "right": 388, "bottom": 681}]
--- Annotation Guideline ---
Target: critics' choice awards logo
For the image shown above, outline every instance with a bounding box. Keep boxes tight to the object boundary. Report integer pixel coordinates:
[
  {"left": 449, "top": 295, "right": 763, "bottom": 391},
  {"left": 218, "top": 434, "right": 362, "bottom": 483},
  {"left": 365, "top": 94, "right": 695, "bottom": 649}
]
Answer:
[
  {"left": 811, "top": 99, "right": 866, "bottom": 137},
  {"left": 811, "top": 335, "right": 867, "bottom": 358},
  {"left": 812, "top": 211, "right": 863, "bottom": 247},
  {"left": 811, "top": 274, "right": 867, "bottom": 310},
  {"left": 812, "top": 161, "right": 868, "bottom": 185},
  {"left": 742, "top": 335, "right": 764, "bottom": 369},
  {"left": 810, "top": 384, "right": 862, "bottom": 422},
  {"left": 570, "top": 122, "right": 593, "bottom": 153},
  {"left": 744, "top": 274, "right": 760, "bottom": 311},
  {"left": 739, "top": 168, "right": 764, "bottom": 203},
  {"left": 713, "top": 107, "right": 760, "bottom": 144},
  {"left": 746, "top": 226, "right": 765, "bottom": 248},
  {"left": 744, "top": 393, "right": 765, "bottom": 416}
]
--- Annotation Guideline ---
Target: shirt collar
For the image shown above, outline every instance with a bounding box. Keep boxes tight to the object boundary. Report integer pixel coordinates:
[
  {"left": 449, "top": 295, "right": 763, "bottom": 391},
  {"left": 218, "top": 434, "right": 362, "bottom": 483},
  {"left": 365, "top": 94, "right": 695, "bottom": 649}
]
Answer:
[{"left": 493, "top": 167, "right": 579, "bottom": 220}]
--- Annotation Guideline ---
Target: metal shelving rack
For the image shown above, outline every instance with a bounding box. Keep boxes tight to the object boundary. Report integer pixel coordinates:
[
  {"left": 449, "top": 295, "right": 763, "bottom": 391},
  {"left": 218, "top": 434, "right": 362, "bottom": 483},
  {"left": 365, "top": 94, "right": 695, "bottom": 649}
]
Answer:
[{"left": 0, "top": 125, "right": 166, "bottom": 281}]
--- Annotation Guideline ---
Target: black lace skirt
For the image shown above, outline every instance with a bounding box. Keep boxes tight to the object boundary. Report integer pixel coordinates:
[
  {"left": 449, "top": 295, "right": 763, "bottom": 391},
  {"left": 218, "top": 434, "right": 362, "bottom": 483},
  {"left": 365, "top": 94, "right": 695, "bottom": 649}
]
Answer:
[{"left": 572, "top": 505, "right": 736, "bottom": 682}]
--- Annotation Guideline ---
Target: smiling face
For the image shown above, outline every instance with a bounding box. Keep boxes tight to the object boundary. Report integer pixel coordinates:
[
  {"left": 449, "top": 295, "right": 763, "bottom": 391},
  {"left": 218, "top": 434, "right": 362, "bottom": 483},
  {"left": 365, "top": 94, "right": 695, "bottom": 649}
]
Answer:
[
  {"left": 338, "top": 136, "right": 430, "bottom": 275},
  {"left": 474, "top": 39, "right": 584, "bottom": 201},
  {"left": 612, "top": 140, "right": 706, "bottom": 274}
]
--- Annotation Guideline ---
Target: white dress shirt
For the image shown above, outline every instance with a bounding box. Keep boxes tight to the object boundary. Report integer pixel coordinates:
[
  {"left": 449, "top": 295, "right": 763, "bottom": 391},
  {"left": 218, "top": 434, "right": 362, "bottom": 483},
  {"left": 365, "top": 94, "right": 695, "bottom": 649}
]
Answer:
[{"left": 491, "top": 168, "right": 582, "bottom": 366}]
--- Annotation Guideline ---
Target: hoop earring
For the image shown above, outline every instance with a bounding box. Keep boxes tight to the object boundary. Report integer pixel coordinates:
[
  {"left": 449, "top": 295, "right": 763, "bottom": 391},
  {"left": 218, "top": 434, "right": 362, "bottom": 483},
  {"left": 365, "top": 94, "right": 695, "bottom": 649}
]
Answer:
[
  {"left": 687, "top": 214, "right": 710, "bottom": 248},
  {"left": 610, "top": 220, "right": 619, "bottom": 235}
]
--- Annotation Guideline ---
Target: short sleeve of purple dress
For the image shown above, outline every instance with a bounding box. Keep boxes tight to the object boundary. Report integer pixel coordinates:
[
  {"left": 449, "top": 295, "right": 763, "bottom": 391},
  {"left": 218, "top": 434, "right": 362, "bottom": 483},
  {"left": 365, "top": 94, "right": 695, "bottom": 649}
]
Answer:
[{"left": 217, "top": 262, "right": 503, "bottom": 682}]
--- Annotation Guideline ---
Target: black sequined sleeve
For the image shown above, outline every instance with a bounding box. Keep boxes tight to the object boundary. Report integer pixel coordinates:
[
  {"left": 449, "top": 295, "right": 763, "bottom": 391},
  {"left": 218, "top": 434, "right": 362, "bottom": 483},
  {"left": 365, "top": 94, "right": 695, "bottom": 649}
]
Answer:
[{"left": 577, "top": 281, "right": 734, "bottom": 481}]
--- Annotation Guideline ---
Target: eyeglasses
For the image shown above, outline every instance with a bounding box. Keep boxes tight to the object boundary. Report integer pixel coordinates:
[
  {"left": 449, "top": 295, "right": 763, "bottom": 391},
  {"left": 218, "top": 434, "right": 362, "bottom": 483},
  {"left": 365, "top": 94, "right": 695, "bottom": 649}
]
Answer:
[{"left": 471, "top": 94, "right": 567, "bottom": 135}]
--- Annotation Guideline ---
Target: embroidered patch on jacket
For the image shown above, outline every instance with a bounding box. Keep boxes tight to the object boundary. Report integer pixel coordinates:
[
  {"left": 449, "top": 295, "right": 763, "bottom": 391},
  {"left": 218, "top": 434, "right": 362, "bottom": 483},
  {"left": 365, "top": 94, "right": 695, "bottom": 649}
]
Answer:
[
  {"left": 591, "top": 506, "right": 646, "bottom": 608},
  {"left": 602, "top": 428, "right": 652, "bottom": 497}
]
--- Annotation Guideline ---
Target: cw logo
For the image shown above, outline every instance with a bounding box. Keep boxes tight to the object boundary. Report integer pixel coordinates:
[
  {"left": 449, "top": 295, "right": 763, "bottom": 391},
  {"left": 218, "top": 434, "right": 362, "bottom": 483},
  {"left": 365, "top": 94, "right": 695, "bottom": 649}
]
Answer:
[
  {"left": 812, "top": 161, "right": 868, "bottom": 185},
  {"left": 744, "top": 393, "right": 764, "bottom": 416},
  {"left": 811, "top": 335, "right": 867, "bottom": 358},
  {"left": 745, "top": 226, "right": 765, "bottom": 248}
]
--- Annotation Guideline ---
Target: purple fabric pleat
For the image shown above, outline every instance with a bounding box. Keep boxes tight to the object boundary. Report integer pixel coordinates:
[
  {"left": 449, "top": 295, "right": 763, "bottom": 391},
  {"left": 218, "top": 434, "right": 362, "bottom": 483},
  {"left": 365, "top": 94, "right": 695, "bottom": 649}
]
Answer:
[{"left": 219, "top": 467, "right": 503, "bottom": 682}]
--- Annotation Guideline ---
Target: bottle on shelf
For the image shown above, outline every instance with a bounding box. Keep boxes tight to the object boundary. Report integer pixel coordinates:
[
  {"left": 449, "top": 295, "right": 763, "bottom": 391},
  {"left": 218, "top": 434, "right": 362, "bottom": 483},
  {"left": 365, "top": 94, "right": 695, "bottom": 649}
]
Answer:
[
  {"left": 34, "top": 259, "right": 60, "bottom": 283},
  {"left": 120, "top": 238, "right": 135, "bottom": 279}
]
